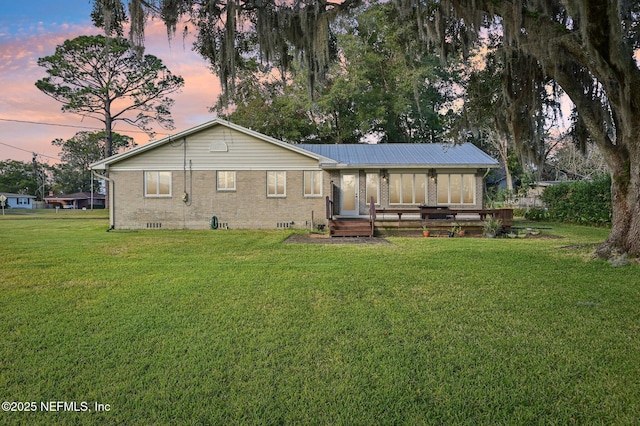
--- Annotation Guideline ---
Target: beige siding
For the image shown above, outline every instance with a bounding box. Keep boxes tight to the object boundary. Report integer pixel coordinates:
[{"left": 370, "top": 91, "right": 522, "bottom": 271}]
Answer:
[{"left": 110, "top": 126, "right": 319, "bottom": 171}]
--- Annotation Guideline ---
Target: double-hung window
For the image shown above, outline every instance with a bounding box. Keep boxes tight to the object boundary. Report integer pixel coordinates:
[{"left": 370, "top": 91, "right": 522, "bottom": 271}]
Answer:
[
  {"left": 267, "top": 171, "right": 286, "bottom": 197},
  {"left": 217, "top": 171, "right": 236, "bottom": 191},
  {"left": 303, "top": 171, "right": 322, "bottom": 197},
  {"left": 145, "top": 171, "right": 172, "bottom": 197},
  {"left": 389, "top": 173, "right": 427, "bottom": 204},
  {"left": 437, "top": 173, "right": 475, "bottom": 204}
]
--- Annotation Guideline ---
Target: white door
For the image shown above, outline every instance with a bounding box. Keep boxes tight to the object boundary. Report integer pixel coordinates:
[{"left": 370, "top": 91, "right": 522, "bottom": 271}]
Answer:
[{"left": 340, "top": 172, "right": 359, "bottom": 216}]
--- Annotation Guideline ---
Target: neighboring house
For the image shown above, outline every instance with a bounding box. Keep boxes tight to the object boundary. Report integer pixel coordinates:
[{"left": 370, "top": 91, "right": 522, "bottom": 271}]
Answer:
[
  {"left": 44, "top": 192, "right": 106, "bottom": 209},
  {"left": 0, "top": 192, "right": 37, "bottom": 209},
  {"left": 90, "top": 119, "right": 498, "bottom": 230},
  {"left": 517, "top": 181, "right": 569, "bottom": 208}
]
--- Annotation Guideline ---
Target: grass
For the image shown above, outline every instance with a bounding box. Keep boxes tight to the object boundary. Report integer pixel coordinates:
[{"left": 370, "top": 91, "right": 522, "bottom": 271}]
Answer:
[{"left": 1, "top": 211, "right": 639, "bottom": 424}]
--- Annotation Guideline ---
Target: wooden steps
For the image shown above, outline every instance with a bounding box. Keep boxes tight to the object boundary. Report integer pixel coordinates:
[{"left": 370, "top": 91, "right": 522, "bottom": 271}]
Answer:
[{"left": 329, "top": 219, "right": 374, "bottom": 237}]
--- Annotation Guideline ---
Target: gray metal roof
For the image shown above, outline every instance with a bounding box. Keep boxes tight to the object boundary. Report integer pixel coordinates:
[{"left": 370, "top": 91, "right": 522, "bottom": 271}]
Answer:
[
  {"left": 297, "top": 143, "right": 499, "bottom": 168},
  {"left": 0, "top": 192, "right": 37, "bottom": 198}
]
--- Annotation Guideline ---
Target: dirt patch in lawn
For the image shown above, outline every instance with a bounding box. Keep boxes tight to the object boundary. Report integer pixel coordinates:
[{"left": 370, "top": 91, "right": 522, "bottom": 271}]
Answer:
[{"left": 283, "top": 233, "right": 390, "bottom": 244}]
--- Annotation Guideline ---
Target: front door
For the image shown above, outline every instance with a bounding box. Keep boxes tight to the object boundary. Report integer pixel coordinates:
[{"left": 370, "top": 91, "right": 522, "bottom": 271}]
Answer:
[{"left": 340, "top": 172, "right": 359, "bottom": 216}]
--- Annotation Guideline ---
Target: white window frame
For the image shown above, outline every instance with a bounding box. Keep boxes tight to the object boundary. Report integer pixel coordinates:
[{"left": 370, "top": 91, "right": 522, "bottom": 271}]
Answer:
[
  {"left": 437, "top": 173, "right": 476, "bottom": 205},
  {"left": 267, "top": 171, "right": 286, "bottom": 198},
  {"left": 366, "top": 173, "right": 380, "bottom": 205},
  {"left": 217, "top": 171, "right": 236, "bottom": 191},
  {"left": 144, "top": 171, "right": 172, "bottom": 197},
  {"left": 389, "top": 173, "right": 428, "bottom": 205},
  {"left": 303, "top": 170, "right": 323, "bottom": 197}
]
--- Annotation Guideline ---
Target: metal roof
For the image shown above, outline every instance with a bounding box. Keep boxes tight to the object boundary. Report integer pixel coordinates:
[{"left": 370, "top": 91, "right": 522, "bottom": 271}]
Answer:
[
  {"left": 297, "top": 143, "right": 499, "bottom": 168},
  {"left": 0, "top": 192, "right": 37, "bottom": 198}
]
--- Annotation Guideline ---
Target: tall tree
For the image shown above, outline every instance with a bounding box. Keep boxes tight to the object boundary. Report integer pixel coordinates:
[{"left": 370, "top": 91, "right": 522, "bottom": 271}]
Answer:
[
  {"left": 212, "top": 62, "right": 326, "bottom": 143},
  {"left": 51, "top": 131, "right": 135, "bottom": 194},
  {"left": 36, "top": 35, "right": 184, "bottom": 158},
  {"left": 321, "top": 2, "right": 456, "bottom": 143},
  {"left": 95, "top": 0, "right": 640, "bottom": 257},
  {"left": 397, "top": 0, "right": 640, "bottom": 257},
  {"left": 456, "top": 44, "right": 554, "bottom": 191},
  {"left": 0, "top": 160, "right": 49, "bottom": 197},
  {"left": 215, "top": 2, "right": 456, "bottom": 144},
  {"left": 92, "top": 0, "right": 361, "bottom": 96}
]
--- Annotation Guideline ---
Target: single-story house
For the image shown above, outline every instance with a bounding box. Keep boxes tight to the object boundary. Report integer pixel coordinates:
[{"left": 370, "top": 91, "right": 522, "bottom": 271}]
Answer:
[
  {"left": 89, "top": 119, "right": 499, "bottom": 230},
  {"left": 44, "top": 192, "right": 106, "bottom": 209},
  {"left": 0, "top": 192, "right": 37, "bottom": 209}
]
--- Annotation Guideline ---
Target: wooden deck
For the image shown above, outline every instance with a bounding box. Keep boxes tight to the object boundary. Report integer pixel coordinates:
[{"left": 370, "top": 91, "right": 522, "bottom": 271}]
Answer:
[
  {"left": 374, "top": 207, "right": 513, "bottom": 236},
  {"left": 376, "top": 206, "right": 513, "bottom": 223},
  {"left": 326, "top": 195, "right": 513, "bottom": 237}
]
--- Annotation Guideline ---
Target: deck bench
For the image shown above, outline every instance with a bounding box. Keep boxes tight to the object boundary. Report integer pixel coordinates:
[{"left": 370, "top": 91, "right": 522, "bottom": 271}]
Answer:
[{"left": 375, "top": 207, "right": 513, "bottom": 229}]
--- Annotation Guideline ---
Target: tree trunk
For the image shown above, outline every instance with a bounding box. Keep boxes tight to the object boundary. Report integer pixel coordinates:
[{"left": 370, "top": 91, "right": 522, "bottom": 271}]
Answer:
[
  {"left": 505, "top": 166, "right": 513, "bottom": 193},
  {"left": 104, "top": 109, "right": 113, "bottom": 209},
  {"left": 498, "top": 136, "right": 514, "bottom": 192},
  {"left": 597, "top": 132, "right": 640, "bottom": 258}
]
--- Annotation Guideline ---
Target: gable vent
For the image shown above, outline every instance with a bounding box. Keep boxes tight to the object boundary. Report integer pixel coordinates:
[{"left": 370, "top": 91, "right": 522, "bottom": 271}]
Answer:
[
  {"left": 210, "top": 141, "right": 228, "bottom": 152},
  {"left": 146, "top": 222, "right": 162, "bottom": 229}
]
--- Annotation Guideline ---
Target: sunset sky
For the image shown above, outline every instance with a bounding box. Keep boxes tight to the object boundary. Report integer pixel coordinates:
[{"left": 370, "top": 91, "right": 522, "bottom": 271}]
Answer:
[{"left": 0, "top": 1, "right": 221, "bottom": 164}]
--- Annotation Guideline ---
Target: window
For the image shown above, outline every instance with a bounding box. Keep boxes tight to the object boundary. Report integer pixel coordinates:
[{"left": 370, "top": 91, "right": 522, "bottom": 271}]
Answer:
[
  {"left": 267, "top": 171, "right": 286, "bottom": 197},
  {"left": 303, "top": 171, "right": 322, "bottom": 197},
  {"left": 217, "top": 171, "right": 236, "bottom": 191},
  {"left": 17, "top": 198, "right": 29, "bottom": 205},
  {"left": 145, "top": 171, "right": 171, "bottom": 197},
  {"left": 389, "top": 173, "right": 427, "bottom": 204},
  {"left": 366, "top": 173, "right": 379, "bottom": 204},
  {"left": 437, "top": 173, "right": 476, "bottom": 204}
]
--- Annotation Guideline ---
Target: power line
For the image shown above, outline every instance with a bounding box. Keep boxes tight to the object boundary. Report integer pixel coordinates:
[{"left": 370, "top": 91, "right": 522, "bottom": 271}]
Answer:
[
  {"left": 0, "top": 117, "right": 104, "bottom": 131},
  {"left": 0, "top": 141, "right": 59, "bottom": 160},
  {"left": 0, "top": 117, "right": 171, "bottom": 136}
]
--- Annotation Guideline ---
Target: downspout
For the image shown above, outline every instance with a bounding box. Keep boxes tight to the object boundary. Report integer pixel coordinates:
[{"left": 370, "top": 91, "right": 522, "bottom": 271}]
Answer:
[{"left": 92, "top": 169, "right": 115, "bottom": 230}]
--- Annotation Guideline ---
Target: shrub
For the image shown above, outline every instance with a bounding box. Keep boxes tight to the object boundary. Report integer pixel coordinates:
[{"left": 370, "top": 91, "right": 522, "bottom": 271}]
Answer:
[
  {"left": 512, "top": 208, "right": 527, "bottom": 217},
  {"left": 540, "top": 175, "right": 612, "bottom": 226},
  {"left": 524, "top": 207, "right": 548, "bottom": 221}
]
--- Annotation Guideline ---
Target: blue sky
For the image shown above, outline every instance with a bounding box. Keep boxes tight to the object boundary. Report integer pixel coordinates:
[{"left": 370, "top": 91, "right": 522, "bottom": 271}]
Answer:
[
  {"left": 0, "top": 1, "right": 218, "bottom": 163},
  {"left": 1, "top": 1, "right": 93, "bottom": 37}
]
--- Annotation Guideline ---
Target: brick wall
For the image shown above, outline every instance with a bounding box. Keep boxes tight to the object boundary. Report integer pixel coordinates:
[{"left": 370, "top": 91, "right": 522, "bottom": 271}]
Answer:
[{"left": 110, "top": 170, "right": 330, "bottom": 230}]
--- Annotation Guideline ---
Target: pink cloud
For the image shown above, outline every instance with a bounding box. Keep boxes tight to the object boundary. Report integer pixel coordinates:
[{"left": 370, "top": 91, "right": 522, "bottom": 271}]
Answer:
[{"left": 0, "top": 19, "right": 220, "bottom": 163}]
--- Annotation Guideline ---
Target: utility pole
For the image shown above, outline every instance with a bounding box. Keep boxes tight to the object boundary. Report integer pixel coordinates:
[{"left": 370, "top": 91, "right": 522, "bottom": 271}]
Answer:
[
  {"left": 32, "top": 153, "right": 40, "bottom": 200},
  {"left": 32, "top": 153, "right": 46, "bottom": 201}
]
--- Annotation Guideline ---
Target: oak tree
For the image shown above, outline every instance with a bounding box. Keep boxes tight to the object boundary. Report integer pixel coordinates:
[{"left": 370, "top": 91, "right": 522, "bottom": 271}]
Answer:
[
  {"left": 94, "top": 0, "right": 640, "bottom": 257},
  {"left": 51, "top": 131, "right": 135, "bottom": 194},
  {"left": 403, "top": 0, "right": 640, "bottom": 257}
]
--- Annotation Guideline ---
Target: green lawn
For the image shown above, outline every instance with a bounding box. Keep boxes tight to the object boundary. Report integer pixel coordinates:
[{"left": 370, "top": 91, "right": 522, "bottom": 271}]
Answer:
[{"left": 1, "top": 211, "right": 639, "bottom": 425}]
